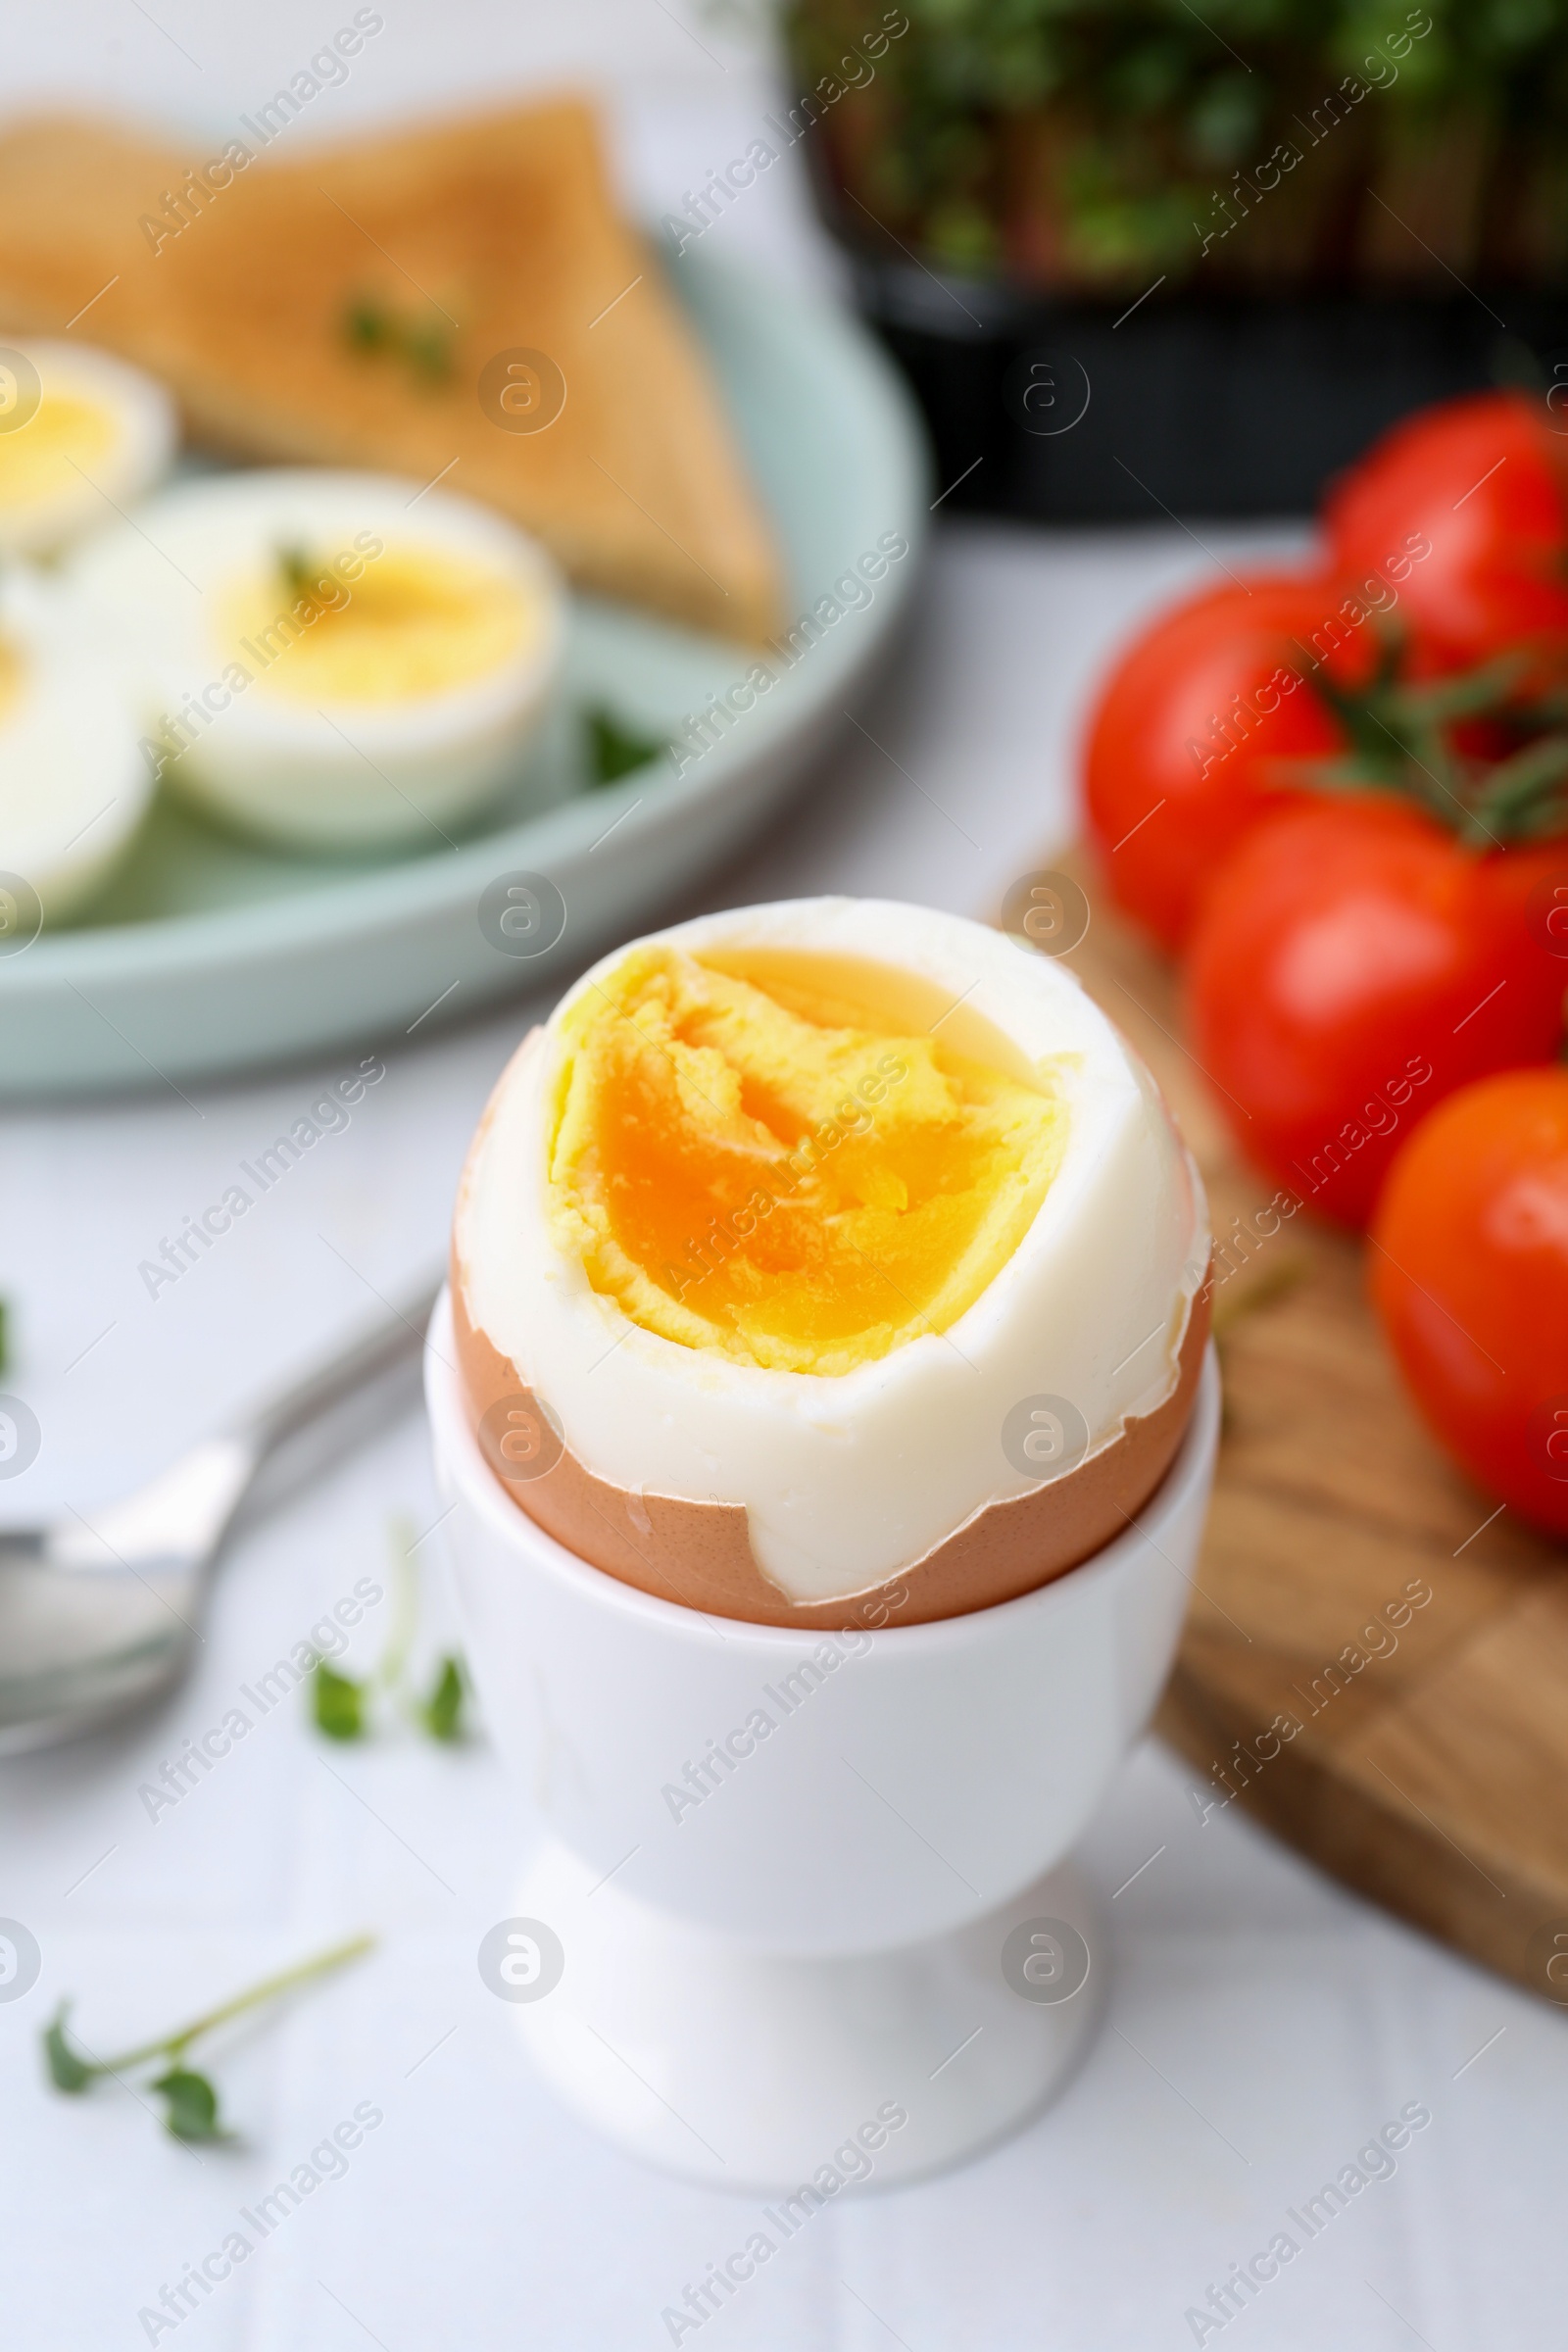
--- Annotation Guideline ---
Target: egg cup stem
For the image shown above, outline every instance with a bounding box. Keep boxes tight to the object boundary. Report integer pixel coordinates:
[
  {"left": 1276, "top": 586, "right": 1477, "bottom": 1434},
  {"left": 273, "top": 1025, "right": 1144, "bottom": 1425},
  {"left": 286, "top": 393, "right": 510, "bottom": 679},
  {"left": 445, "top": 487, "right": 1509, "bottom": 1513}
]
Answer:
[{"left": 506, "top": 1835, "right": 1103, "bottom": 2190}]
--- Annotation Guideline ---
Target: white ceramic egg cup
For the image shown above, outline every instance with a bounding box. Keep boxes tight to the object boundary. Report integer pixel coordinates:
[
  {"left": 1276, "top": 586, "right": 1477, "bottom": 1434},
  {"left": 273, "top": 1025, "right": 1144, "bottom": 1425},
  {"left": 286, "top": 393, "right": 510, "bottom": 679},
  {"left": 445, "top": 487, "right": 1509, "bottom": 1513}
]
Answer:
[{"left": 426, "top": 1294, "right": 1219, "bottom": 2193}]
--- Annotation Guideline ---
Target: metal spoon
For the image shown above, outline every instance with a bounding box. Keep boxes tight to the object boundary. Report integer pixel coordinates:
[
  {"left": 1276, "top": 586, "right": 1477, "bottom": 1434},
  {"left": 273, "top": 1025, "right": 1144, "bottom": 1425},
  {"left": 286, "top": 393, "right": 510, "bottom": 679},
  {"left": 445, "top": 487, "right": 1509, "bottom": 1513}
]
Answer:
[{"left": 0, "top": 1273, "right": 441, "bottom": 1755}]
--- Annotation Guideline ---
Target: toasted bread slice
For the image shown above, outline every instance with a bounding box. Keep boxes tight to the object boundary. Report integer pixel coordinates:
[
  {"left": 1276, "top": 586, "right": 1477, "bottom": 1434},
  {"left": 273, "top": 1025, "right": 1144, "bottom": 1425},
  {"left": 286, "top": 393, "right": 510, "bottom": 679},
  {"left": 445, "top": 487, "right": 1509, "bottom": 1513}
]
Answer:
[{"left": 0, "top": 105, "right": 783, "bottom": 642}]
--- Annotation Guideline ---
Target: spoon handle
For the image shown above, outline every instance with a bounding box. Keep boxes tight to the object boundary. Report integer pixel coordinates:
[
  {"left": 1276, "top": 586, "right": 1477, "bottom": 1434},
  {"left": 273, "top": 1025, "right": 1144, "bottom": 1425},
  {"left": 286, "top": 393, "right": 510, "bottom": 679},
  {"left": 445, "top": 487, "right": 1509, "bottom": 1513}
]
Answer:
[
  {"left": 0, "top": 1274, "right": 448, "bottom": 1754},
  {"left": 245, "top": 1271, "right": 444, "bottom": 1466}
]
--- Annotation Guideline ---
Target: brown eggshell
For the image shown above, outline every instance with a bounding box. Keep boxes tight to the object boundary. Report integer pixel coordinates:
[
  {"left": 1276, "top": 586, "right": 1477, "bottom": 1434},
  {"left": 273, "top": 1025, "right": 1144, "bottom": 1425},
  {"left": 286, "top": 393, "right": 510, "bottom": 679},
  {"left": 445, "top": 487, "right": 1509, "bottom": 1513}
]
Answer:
[{"left": 450, "top": 1227, "right": 1212, "bottom": 1632}]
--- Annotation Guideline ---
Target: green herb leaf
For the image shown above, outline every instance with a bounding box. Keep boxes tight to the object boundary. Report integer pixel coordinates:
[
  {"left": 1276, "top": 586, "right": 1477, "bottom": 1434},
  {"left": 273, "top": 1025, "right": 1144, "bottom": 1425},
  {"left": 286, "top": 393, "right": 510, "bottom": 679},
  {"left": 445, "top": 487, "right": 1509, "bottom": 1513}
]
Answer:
[
  {"left": 404, "top": 320, "right": 453, "bottom": 382},
  {"left": 42, "top": 2006, "right": 93, "bottom": 2092},
  {"left": 344, "top": 295, "right": 391, "bottom": 351},
  {"left": 151, "top": 2067, "right": 225, "bottom": 2142},
  {"left": 277, "top": 543, "right": 316, "bottom": 600},
  {"left": 586, "top": 705, "right": 665, "bottom": 786},
  {"left": 419, "top": 1654, "right": 466, "bottom": 1743},
  {"left": 343, "top": 290, "right": 451, "bottom": 383},
  {"left": 312, "top": 1656, "right": 369, "bottom": 1741}
]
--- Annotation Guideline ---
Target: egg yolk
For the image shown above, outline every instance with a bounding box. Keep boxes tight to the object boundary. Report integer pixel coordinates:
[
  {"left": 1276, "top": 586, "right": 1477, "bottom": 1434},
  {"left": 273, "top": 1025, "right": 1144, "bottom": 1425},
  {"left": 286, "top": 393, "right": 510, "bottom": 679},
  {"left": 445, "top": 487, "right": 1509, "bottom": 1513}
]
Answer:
[
  {"left": 0, "top": 638, "right": 20, "bottom": 725},
  {"left": 0, "top": 392, "right": 114, "bottom": 513},
  {"left": 548, "top": 945, "right": 1066, "bottom": 1375},
  {"left": 227, "top": 548, "right": 533, "bottom": 703}
]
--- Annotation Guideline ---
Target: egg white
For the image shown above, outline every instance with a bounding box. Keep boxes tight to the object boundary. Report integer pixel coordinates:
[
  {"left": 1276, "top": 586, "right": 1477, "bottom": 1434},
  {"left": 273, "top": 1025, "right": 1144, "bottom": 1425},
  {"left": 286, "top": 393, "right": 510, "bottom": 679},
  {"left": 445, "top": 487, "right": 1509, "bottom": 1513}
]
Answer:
[
  {"left": 68, "top": 468, "right": 566, "bottom": 850},
  {"left": 0, "top": 571, "right": 154, "bottom": 923},
  {"left": 457, "top": 899, "right": 1210, "bottom": 1604},
  {"left": 0, "top": 341, "right": 175, "bottom": 558}
]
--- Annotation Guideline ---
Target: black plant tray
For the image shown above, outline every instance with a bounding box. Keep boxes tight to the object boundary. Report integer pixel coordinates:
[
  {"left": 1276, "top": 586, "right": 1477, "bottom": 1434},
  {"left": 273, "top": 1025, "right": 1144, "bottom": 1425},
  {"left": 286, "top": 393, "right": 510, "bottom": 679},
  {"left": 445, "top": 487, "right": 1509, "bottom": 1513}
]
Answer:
[{"left": 851, "top": 258, "right": 1568, "bottom": 521}]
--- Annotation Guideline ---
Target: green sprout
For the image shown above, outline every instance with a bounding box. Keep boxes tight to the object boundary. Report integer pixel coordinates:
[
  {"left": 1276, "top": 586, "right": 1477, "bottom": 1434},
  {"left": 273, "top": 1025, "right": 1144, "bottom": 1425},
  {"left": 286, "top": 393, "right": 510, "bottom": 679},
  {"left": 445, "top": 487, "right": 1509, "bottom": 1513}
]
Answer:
[
  {"left": 276, "top": 543, "right": 321, "bottom": 603},
  {"left": 311, "top": 1657, "right": 368, "bottom": 1741},
  {"left": 418, "top": 1655, "right": 466, "bottom": 1742},
  {"left": 343, "top": 295, "right": 393, "bottom": 352},
  {"left": 43, "top": 1932, "right": 374, "bottom": 2141},
  {"left": 403, "top": 319, "right": 454, "bottom": 382},
  {"left": 309, "top": 1517, "right": 468, "bottom": 1745},
  {"left": 342, "top": 293, "right": 453, "bottom": 385},
  {"left": 585, "top": 705, "right": 667, "bottom": 786}
]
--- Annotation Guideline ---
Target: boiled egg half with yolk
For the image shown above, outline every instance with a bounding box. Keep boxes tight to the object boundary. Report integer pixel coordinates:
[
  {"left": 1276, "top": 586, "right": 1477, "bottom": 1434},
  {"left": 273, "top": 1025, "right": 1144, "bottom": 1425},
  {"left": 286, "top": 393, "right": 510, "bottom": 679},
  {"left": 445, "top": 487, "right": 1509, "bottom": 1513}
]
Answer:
[
  {"left": 453, "top": 899, "right": 1212, "bottom": 1628},
  {"left": 0, "top": 571, "right": 154, "bottom": 925},
  {"left": 69, "top": 469, "right": 564, "bottom": 849},
  {"left": 0, "top": 342, "right": 175, "bottom": 559}
]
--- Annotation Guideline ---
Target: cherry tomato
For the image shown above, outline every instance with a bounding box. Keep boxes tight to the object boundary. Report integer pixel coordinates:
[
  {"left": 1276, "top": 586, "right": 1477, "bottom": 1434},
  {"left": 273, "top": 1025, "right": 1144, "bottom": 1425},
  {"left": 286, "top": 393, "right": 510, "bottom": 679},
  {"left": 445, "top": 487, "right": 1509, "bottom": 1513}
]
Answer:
[
  {"left": 1371, "top": 1068, "right": 1568, "bottom": 1536},
  {"left": 1083, "top": 574, "right": 1373, "bottom": 952},
  {"left": 1183, "top": 798, "right": 1568, "bottom": 1227},
  {"left": 1325, "top": 391, "right": 1568, "bottom": 680}
]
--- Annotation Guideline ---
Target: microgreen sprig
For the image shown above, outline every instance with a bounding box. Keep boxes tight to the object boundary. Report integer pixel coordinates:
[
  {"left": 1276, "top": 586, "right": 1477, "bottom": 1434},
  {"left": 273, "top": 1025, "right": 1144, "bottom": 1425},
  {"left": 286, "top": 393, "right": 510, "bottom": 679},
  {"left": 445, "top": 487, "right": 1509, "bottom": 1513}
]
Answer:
[
  {"left": 585, "top": 705, "right": 668, "bottom": 787},
  {"left": 419, "top": 1656, "right": 466, "bottom": 1741},
  {"left": 341, "top": 293, "right": 454, "bottom": 384},
  {"left": 277, "top": 542, "right": 315, "bottom": 597},
  {"left": 43, "top": 1932, "right": 374, "bottom": 2141},
  {"left": 309, "top": 1517, "right": 468, "bottom": 1745}
]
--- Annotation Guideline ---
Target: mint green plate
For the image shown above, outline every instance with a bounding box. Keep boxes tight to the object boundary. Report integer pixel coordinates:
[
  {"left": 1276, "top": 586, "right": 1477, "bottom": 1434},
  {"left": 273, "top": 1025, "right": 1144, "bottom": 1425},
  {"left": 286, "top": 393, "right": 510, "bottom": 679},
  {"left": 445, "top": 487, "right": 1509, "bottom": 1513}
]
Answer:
[{"left": 0, "top": 252, "right": 927, "bottom": 1096}]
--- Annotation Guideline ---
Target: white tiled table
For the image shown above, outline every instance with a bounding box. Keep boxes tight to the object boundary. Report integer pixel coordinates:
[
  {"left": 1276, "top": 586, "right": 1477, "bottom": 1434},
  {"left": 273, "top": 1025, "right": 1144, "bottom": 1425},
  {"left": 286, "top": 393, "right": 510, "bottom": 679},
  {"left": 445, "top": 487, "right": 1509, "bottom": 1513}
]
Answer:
[{"left": 3, "top": 11, "right": 1565, "bottom": 2346}]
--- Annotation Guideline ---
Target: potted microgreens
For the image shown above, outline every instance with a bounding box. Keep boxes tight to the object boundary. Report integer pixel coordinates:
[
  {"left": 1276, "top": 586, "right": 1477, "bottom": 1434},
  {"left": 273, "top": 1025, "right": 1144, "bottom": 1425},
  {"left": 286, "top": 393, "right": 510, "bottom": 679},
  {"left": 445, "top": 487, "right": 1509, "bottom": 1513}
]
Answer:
[{"left": 778, "top": 0, "right": 1568, "bottom": 517}]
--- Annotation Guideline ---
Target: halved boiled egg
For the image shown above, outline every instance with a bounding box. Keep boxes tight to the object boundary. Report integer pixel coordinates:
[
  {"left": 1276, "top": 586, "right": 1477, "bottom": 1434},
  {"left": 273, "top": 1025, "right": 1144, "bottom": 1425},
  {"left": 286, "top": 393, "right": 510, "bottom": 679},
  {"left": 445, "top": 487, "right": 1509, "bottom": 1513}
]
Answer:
[
  {"left": 0, "top": 572, "right": 154, "bottom": 924},
  {"left": 68, "top": 470, "right": 565, "bottom": 849},
  {"left": 0, "top": 341, "right": 175, "bottom": 558},
  {"left": 453, "top": 899, "right": 1211, "bottom": 1629}
]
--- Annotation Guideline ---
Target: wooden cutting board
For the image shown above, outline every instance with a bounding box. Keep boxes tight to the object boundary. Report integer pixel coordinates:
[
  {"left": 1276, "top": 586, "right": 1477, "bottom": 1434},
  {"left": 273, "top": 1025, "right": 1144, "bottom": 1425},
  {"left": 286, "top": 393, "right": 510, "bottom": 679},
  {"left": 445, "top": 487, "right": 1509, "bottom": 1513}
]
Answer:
[{"left": 1053, "top": 849, "right": 1568, "bottom": 2006}]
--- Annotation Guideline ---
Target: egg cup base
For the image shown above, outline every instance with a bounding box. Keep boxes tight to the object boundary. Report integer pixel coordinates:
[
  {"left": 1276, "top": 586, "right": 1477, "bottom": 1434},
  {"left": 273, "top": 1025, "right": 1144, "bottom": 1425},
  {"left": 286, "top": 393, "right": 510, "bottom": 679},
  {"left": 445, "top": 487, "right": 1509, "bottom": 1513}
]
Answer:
[
  {"left": 504, "top": 1833, "right": 1103, "bottom": 2192},
  {"left": 427, "top": 1294, "right": 1220, "bottom": 2188}
]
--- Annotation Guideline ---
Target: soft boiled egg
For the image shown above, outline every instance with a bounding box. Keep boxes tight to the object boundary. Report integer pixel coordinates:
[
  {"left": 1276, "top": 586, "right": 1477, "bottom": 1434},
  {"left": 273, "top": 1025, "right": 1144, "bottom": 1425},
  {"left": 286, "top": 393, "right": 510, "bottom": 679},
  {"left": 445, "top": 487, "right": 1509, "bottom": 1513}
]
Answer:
[
  {"left": 452, "top": 899, "right": 1212, "bottom": 1630},
  {"left": 0, "top": 341, "right": 175, "bottom": 559},
  {"left": 68, "top": 470, "right": 565, "bottom": 849},
  {"left": 0, "top": 572, "right": 154, "bottom": 925}
]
